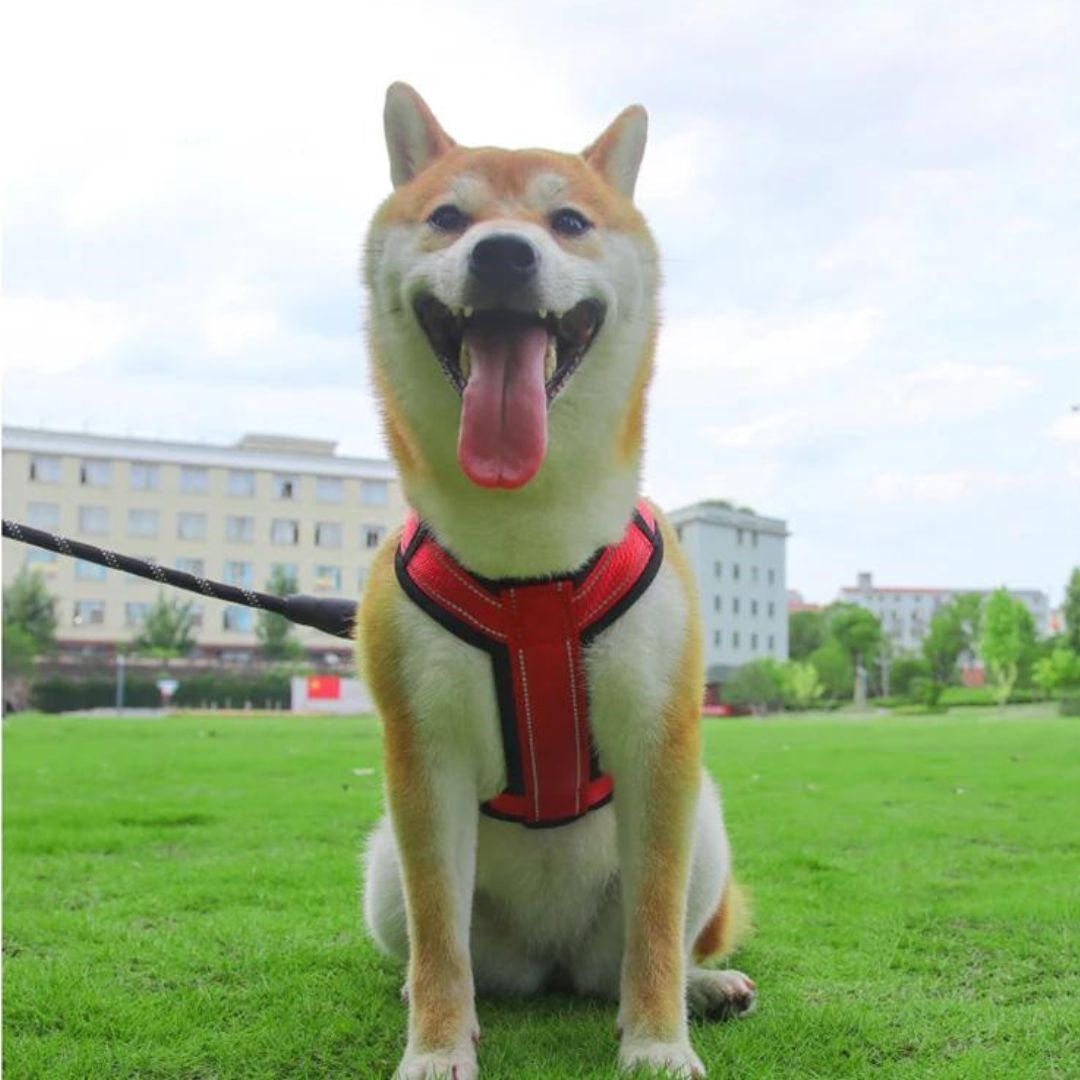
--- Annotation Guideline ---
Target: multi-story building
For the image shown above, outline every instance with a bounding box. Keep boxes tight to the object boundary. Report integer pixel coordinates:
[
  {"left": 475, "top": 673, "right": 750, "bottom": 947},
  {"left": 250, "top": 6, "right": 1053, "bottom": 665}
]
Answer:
[
  {"left": 668, "top": 500, "right": 789, "bottom": 693},
  {"left": 1, "top": 426, "right": 404, "bottom": 659},
  {"left": 839, "top": 571, "right": 1051, "bottom": 654}
]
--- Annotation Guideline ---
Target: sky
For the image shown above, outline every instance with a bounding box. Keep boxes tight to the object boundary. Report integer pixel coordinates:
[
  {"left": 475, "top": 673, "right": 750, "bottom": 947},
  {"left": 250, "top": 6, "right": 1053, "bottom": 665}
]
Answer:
[{"left": 3, "top": 0, "right": 1078, "bottom": 605}]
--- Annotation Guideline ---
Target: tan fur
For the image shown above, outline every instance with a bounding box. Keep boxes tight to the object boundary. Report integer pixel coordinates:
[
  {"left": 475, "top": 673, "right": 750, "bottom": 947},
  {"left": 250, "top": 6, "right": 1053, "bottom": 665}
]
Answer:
[{"left": 693, "top": 880, "right": 752, "bottom": 963}]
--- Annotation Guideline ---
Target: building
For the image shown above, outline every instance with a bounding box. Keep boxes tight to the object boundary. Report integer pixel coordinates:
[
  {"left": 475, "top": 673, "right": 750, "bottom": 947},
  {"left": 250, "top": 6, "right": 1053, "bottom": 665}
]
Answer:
[
  {"left": 668, "top": 500, "right": 789, "bottom": 694},
  {"left": 787, "top": 588, "right": 822, "bottom": 614},
  {"left": 1, "top": 426, "right": 404, "bottom": 660},
  {"left": 839, "top": 571, "right": 1051, "bottom": 654}
]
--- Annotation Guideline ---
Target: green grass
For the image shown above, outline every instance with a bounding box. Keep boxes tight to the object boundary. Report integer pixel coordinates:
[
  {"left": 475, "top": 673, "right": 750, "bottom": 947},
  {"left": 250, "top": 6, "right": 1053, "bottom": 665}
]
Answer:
[{"left": 4, "top": 707, "right": 1078, "bottom": 1079}]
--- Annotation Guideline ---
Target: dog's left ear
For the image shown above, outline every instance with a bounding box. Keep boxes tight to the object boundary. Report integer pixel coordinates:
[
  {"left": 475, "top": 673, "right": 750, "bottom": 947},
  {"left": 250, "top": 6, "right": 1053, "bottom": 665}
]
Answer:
[
  {"left": 384, "top": 82, "right": 456, "bottom": 188},
  {"left": 582, "top": 105, "right": 648, "bottom": 199}
]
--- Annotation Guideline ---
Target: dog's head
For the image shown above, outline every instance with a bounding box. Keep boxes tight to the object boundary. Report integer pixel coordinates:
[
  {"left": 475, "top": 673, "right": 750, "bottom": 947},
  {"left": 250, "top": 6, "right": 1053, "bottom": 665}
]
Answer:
[{"left": 364, "top": 83, "right": 659, "bottom": 506}]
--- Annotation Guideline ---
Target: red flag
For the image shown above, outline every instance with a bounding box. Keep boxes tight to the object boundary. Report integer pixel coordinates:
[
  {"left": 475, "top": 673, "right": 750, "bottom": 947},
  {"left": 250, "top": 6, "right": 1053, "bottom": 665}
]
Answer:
[{"left": 307, "top": 675, "right": 341, "bottom": 700}]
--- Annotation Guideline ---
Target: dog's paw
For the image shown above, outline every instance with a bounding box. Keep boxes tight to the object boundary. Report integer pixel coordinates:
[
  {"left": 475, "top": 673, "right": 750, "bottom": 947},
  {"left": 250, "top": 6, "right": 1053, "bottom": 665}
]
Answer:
[
  {"left": 687, "top": 968, "right": 757, "bottom": 1020},
  {"left": 394, "top": 1042, "right": 478, "bottom": 1080},
  {"left": 618, "top": 1038, "right": 705, "bottom": 1078}
]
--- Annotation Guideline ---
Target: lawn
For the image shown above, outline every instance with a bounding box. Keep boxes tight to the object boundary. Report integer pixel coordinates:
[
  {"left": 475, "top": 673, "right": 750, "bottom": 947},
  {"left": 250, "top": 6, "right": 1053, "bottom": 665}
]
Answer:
[{"left": 3, "top": 706, "right": 1078, "bottom": 1079}]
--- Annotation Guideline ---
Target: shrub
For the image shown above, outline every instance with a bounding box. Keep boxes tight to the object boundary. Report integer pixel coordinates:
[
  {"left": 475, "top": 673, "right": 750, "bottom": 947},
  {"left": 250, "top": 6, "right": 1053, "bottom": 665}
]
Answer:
[
  {"left": 909, "top": 676, "right": 943, "bottom": 708},
  {"left": 1060, "top": 694, "right": 1080, "bottom": 717},
  {"left": 889, "top": 657, "right": 931, "bottom": 698}
]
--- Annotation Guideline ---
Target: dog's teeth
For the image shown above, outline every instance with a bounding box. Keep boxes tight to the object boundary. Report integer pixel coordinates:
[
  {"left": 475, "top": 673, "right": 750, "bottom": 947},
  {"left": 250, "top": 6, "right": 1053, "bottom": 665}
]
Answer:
[
  {"left": 463, "top": 305, "right": 474, "bottom": 319},
  {"left": 459, "top": 337, "right": 471, "bottom": 382},
  {"left": 544, "top": 335, "right": 558, "bottom": 382}
]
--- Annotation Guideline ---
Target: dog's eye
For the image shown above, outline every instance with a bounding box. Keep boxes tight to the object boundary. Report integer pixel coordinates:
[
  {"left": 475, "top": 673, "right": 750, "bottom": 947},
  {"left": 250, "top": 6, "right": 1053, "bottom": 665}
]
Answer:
[
  {"left": 550, "top": 208, "right": 592, "bottom": 237},
  {"left": 427, "top": 205, "right": 470, "bottom": 232}
]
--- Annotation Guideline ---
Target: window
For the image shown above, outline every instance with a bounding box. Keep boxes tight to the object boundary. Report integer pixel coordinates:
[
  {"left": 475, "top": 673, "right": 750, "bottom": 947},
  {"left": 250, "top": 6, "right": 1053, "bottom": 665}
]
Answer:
[
  {"left": 128, "top": 509, "right": 159, "bottom": 537},
  {"left": 751, "top": 633, "right": 758, "bottom": 649},
  {"left": 224, "top": 561, "right": 253, "bottom": 588},
  {"left": 189, "top": 604, "right": 204, "bottom": 629},
  {"left": 228, "top": 469, "right": 255, "bottom": 497},
  {"left": 314, "top": 565, "right": 342, "bottom": 592},
  {"left": 752, "top": 532, "right": 758, "bottom": 548},
  {"left": 713, "top": 630, "right": 720, "bottom": 647},
  {"left": 273, "top": 474, "right": 298, "bottom": 500},
  {"left": 736, "top": 527, "right": 744, "bottom": 546},
  {"left": 713, "top": 595, "right": 721, "bottom": 612},
  {"left": 316, "top": 477, "right": 343, "bottom": 503},
  {"left": 362, "top": 525, "right": 386, "bottom": 550},
  {"left": 767, "top": 601, "right": 775, "bottom": 618},
  {"left": 79, "top": 459, "right": 112, "bottom": 487},
  {"left": 271, "top": 563, "right": 299, "bottom": 591},
  {"left": 223, "top": 605, "right": 253, "bottom": 633},
  {"left": 125, "top": 602, "right": 150, "bottom": 627},
  {"left": 315, "top": 521, "right": 343, "bottom": 548},
  {"left": 176, "top": 557, "right": 205, "bottom": 577},
  {"left": 27, "top": 502, "right": 60, "bottom": 530},
  {"left": 361, "top": 479, "right": 389, "bottom": 506},
  {"left": 732, "top": 631, "right": 740, "bottom": 649},
  {"left": 733, "top": 597, "right": 740, "bottom": 615},
  {"left": 26, "top": 549, "right": 57, "bottom": 570},
  {"left": 768, "top": 634, "right": 775, "bottom": 650},
  {"left": 733, "top": 563, "right": 741, "bottom": 581},
  {"left": 713, "top": 561, "right": 722, "bottom": 578},
  {"left": 73, "top": 599, "right": 105, "bottom": 626},
  {"left": 751, "top": 599, "right": 758, "bottom": 616},
  {"left": 75, "top": 559, "right": 107, "bottom": 581},
  {"left": 29, "top": 455, "right": 61, "bottom": 483},
  {"left": 177, "top": 512, "right": 207, "bottom": 540},
  {"left": 179, "top": 466, "right": 209, "bottom": 494},
  {"left": 226, "top": 515, "right": 254, "bottom": 543},
  {"left": 358, "top": 567, "right": 368, "bottom": 591},
  {"left": 271, "top": 518, "right": 299, "bottom": 546},
  {"left": 767, "top": 568, "right": 776, "bottom": 585},
  {"left": 78, "top": 505, "right": 108, "bottom": 535},
  {"left": 130, "top": 462, "right": 160, "bottom": 490}
]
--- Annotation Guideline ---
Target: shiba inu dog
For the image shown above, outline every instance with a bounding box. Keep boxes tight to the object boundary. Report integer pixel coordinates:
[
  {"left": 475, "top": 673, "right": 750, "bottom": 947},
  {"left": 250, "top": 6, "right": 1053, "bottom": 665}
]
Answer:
[{"left": 359, "top": 83, "right": 755, "bottom": 1079}]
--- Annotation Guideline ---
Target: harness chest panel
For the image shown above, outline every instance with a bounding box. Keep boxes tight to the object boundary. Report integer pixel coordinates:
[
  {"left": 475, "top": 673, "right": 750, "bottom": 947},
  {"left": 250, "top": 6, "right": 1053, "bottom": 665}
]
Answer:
[{"left": 395, "top": 502, "right": 664, "bottom": 828}]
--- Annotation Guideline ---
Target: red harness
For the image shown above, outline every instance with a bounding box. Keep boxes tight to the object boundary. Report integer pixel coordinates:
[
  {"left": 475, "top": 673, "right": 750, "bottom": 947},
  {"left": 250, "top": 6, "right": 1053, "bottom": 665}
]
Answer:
[{"left": 396, "top": 501, "right": 664, "bottom": 828}]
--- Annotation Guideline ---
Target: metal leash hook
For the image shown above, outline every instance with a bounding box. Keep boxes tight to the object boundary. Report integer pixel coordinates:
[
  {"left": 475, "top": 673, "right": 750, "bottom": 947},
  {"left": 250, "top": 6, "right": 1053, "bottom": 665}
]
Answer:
[{"left": 1, "top": 519, "right": 359, "bottom": 641}]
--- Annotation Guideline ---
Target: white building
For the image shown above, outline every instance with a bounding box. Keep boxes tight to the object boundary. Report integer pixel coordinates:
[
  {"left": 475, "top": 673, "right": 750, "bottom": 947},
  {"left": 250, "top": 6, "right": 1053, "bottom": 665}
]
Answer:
[
  {"left": 668, "top": 500, "right": 789, "bottom": 692},
  {"left": 839, "top": 571, "right": 1051, "bottom": 654},
  {"left": 1, "top": 426, "right": 404, "bottom": 660}
]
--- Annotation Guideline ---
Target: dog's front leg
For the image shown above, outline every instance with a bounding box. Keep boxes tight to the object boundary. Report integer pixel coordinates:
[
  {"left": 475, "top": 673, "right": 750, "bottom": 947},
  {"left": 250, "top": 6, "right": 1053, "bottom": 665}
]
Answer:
[
  {"left": 612, "top": 694, "right": 704, "bottom": 1078},
  {"left": 384, "top": 715, "right": 480, "bottom": 1080}
]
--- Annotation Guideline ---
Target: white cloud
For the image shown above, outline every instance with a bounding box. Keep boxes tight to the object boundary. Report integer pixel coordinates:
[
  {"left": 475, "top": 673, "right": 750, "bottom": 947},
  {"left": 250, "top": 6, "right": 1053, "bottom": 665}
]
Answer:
[
  {"left": 868, "top": 468, "right": 1024, "bottom": 503},
  {"left": 0, "top": 296, "right": 128, "bottom": 375},
  {"left": 1048, "top": 412, "right": 1080, "bottom": 444},
  {"left": 704, "top": 410, "right": 808, "bottom": 450}
]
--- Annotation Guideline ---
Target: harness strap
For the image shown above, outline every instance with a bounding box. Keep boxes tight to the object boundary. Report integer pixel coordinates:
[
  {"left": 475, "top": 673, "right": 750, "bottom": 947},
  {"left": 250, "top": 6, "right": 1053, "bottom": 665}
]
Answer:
[{"left": 396, "top": 501, "right": 663, "bottom": 827}]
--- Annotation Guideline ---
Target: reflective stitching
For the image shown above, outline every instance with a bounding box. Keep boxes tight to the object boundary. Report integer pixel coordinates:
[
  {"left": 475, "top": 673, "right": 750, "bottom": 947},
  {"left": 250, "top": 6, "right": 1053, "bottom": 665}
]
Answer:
[
  {"left": 422, "top": 581, "right": 506, "bottom": 640},
  {"left": 565, "top": 637, "right": 582, "bottom": 816},
  {"left": 572, "top": 545, "right": 615, "bottom": 603},
  {"left": 431, "top": 546, "right": 503, "bottom": 609},
  {"left": 517, "top": 647, "right": 541, "bottom": 820}
]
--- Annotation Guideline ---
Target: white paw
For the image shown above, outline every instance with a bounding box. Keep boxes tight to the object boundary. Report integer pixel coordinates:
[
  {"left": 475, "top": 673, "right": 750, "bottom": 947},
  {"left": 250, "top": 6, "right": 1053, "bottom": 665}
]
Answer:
[
  {"left": 686, "top": 968, "right": 757, "bottom": 1020},
  {"left": 619, "top": 1038, "right": 705, "bottom": 1078},
  {"left": 394, "top": 1042, "right": 478, "bottom": 1080}
]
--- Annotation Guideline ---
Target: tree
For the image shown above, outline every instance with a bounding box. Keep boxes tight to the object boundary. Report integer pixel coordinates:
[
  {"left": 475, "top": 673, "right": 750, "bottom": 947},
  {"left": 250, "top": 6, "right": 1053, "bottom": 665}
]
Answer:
[
  {"left": 922, "top": 604, "right": 966, "bottom": 685},
  {"left": 1064, "top": 568, "right": 1080, "bottom": 654},
  {"left": 3, "top": 568, "right": 58, "bottom": 652},
  {"left": 826, "top": 603, "right": 882, "bottom": 707},
  {"left": 133, "top": 592, "right": 196, "bottom": 658},
  {"left": 2, "top": 624, "right": 38, "bottom": 712},
  {"left": 978, "top": 588, "right": 1037, "bottom": 705},
  {"left": 256, "top": 566, "right": 305, "bottom": 661},
  {"left": 724, "top": 659, "right": 783, "bottom": 715},
  {"left": 779, "top": 660, "right": 824, "bottom": 710},
  {"left": 808, "top": 639, "right": 854, "bottom": 700},
  {"left": 1032, "top": 647, "right": 1080, "bottom": 697},
  {"left": 789, "top": 610, "right": 826, "bottom": 661}
]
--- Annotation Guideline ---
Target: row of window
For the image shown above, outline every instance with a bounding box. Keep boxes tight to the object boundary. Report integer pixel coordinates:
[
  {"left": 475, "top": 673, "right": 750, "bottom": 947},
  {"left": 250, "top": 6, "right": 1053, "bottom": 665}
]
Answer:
[
  {"left": 25, "top": 502, "right": 386, "bottom": 549},
  {"left": 712, "top": 561, "right": 777, "bottom": 586},
  {"left": 27, "top": 550, "right": 369, "bottom": 594},
  {"left": 71, "top": 598, "right": 259, "bottom": 634},
  {"left": 712, "top": 629, "right": 776, "bottom": 652},
  {"left": 28, "top": 455, "right": 389, "bottom": 506},
  {"left": 712, "top": 595, "right": 777, "bottom": 618}
]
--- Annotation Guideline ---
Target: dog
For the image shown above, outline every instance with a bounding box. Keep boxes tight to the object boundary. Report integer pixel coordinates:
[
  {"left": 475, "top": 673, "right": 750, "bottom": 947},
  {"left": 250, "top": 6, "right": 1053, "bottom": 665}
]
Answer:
[{"left": 358, "top": 83, "right": 755, "bottom": 1080}]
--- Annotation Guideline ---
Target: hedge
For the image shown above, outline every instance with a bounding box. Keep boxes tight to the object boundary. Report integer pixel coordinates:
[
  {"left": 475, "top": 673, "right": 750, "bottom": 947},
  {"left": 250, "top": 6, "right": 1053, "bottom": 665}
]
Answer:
[
  {"left": 1060, "top": 694, "right": 1080, "bottom": 717},
  {"left": 938, "top": 686, "right": 1042, "bottom": 707},
  {"left": 30, "top": 672, "right": 292, "bottom": 713}
]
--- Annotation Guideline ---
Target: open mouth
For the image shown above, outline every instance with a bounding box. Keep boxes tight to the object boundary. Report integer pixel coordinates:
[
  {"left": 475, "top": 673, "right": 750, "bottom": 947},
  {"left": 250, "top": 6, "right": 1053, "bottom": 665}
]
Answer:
[{"left": 413, "top": 296, "right": 605, "bottom": 403}]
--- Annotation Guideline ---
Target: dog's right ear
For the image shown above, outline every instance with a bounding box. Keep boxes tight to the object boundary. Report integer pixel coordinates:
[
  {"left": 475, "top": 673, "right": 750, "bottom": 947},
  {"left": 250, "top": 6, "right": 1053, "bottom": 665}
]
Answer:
[{"left": 384, "top": 83, "right": 456, "bottom": 188}]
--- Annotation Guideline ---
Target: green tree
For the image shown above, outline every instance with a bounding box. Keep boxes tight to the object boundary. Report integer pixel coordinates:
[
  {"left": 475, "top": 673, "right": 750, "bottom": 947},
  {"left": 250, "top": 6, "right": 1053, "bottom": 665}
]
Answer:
[
  {"left": 922, "top": 603, "right": 967, "bottom": 685},
  {"left": 1064, "top": 568, "right": 1080, "bottom": 654},
  {"left": 724, "top": 659, "right": 783, "bottom": 715},
  {"left": 789, "top": 610, "right": 826, "bottom": 661},
  {"left": 3, "top": 568, "right": 58, "bottom": 652},
  {"left": 826, "top": 603, "right": 882, "bottom": 707},
  {"left": 2, "top": 624, "right": 39, "bottom": 711},
  {"left": 133, "top": 592, "right": 196, "bottom": 658},
  {"left": 1032, "top": 647, "right": 1080, "bottom": 697},
  {"left": 256, "top": 566, "right": 305, "bottom": 662},
  {"left": 779, "top": 660, "right": 824, "bottom": 710},
  {"left": 978, "top": 588, "right": 1037, "bottom": 705},
  {"left": 808, "top": 639, "right": 854, "bottom": 700}
]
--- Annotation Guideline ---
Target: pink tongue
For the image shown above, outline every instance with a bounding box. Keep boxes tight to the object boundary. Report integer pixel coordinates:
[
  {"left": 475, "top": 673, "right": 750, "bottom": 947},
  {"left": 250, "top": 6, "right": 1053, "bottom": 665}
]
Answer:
[{"left": 458, "top": 323, "right": 549, "bottom": 489}]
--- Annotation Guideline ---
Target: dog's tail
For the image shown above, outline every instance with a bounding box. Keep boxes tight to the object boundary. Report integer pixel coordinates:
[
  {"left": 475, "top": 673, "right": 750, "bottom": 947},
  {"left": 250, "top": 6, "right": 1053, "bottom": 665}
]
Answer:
[{"left": 692, "top": 878, "right": 753, "bottom": 963}]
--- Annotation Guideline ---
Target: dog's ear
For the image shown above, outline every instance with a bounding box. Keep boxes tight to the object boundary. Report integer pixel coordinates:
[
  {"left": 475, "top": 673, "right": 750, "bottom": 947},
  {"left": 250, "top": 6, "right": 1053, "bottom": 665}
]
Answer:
[
  {"left": 582, "top": 105, "right": 648, "bottom": 199},
  {"left": 384, "top": 83, "right": 456, "bottom": 188}
]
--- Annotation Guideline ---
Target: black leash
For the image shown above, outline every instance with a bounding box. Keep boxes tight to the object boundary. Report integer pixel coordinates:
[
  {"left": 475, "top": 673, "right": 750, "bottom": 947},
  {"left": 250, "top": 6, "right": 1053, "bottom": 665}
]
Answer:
[{"left": 1, "top": 519, "right": 358, "bottom": 640}]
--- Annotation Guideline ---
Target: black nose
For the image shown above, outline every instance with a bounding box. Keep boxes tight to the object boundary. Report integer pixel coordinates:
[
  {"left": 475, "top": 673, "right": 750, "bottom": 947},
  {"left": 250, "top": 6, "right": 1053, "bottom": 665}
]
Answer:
[{"left": 469, "top": 234, "right": 538, "bottom": 285}]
